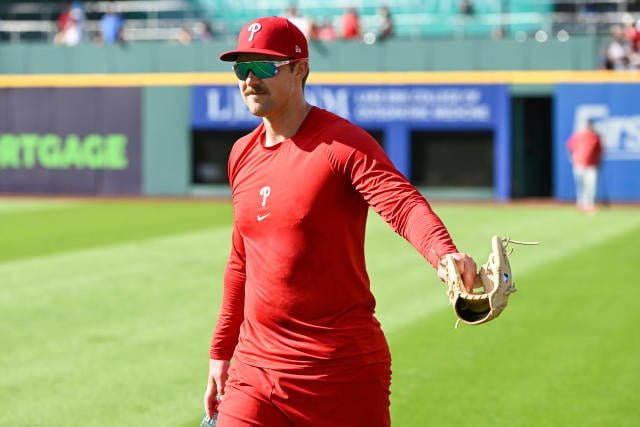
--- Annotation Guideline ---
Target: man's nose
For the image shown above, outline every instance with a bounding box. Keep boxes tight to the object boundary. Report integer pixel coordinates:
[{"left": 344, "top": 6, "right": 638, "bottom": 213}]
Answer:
[{"left": 245, "top": 71, "right": 262, "bottom": 84}]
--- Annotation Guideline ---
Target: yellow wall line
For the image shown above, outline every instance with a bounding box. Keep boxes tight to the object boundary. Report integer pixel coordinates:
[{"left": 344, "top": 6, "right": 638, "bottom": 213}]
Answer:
[{"left": 0, "top": 70, "right": 638, "bottom": 87}]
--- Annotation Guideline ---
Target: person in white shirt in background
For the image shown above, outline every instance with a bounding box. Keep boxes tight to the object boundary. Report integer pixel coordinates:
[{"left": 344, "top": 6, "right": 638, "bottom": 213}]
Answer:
[{"left": 283, "top": 6, "right": 312, "bottom": 39}]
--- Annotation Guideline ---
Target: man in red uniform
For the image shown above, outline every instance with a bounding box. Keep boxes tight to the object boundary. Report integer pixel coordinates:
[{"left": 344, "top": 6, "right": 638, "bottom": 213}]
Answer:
[
  {"left": 203, "top": 16, "right": 478, "bottom": 426},
  {"left": 566, "top": 119, "right": 603, "bottom": 213}
]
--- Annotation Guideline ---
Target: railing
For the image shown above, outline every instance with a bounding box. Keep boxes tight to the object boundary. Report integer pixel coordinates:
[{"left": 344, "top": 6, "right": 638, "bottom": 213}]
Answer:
[
  {"left": 0, "top": 0, "right": 638, "bottom": 43},
  {"left": 0, "top": 0, "right": 204, "bottom": 42}
]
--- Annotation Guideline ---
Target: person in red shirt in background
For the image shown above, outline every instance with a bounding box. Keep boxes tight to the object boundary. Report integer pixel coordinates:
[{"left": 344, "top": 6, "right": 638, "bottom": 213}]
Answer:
[
  {"left": 626, "top": 19, "right": 640, "bottom": 69},
  {"left": 566, "top": 119, "right": 603, "bottom": 213},
  {"left": 202, "top": 16, "right": 478, "bottom": 427},
  {"left": 56, "top": 0, "right": 72, "bottom": 33},
  {"left": 315, "top": 18, "right": 337, "bottom": 41},
  {"left": 626, "top": 19, "right": 640, "bottom": 51},
  {"left": 341, "top": 6, "right": 361, "bottom": 39}
]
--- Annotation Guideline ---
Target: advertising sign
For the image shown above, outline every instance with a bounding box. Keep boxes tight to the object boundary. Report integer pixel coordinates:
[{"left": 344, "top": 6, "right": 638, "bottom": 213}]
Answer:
[
  {"left": 0, "top": 87, "right": 142, "bottom": 195},
  {"left": 191, "top": 84, "right": 511, "bottom": 200},
  {"left": 555, "top": 84, "right": 640, "bottom": 202},
  {"left": 192, "top": 84, "right": 503, "bottom": 128}
]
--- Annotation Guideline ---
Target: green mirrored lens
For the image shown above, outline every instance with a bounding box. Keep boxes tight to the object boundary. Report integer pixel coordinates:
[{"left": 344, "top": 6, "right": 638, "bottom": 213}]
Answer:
[{"left": 233, "top": 61, "right": 279, "bottom": 80}]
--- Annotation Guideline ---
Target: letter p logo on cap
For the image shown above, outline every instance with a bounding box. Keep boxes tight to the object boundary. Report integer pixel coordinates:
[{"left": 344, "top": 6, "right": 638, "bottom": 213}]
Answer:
[{"left": 247, "top": 23, "right": 262, "bottom": 41}]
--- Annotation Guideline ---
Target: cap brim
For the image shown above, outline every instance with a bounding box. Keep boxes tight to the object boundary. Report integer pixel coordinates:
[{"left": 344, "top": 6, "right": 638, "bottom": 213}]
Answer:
[{"left": 219, "top": 48, "right": 291, "bottom": 62}]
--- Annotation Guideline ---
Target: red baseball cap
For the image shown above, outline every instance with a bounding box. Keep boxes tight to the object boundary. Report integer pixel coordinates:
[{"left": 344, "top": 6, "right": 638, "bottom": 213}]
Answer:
[{"left": 220, "top": 16, "right": 308, "bottom": 62}]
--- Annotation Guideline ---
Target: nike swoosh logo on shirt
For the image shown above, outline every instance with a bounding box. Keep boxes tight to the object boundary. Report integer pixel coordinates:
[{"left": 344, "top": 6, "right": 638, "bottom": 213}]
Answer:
[{"left": 257, "top": 213, "right": 271, "bottom": 221}]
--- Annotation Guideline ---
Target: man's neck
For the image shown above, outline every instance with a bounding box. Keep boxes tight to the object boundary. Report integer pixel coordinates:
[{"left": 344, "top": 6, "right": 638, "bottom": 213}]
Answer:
[{"left": 262, "top": 102, "right": 312, "bottom": 147}]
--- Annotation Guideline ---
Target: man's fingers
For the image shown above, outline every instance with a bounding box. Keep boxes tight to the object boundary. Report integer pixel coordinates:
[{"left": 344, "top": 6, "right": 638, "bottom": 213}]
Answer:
[
  {"left": 462, "top": 270, "right": 477, "bottom": 292},
  {"left": 451, "top": 253, "right": 477, "bottom": 293},
  {"left": 204, "top": 359, "right": 230, "bottom": 419},
  {"left": 204, "top": 375, "right": 222, "bottom": 419},
  {"left": 203, "top": 384, "right": 217, "bottom": 419},
  {"left": 215, "top": 375, "right": 226, "bottom": 397}
]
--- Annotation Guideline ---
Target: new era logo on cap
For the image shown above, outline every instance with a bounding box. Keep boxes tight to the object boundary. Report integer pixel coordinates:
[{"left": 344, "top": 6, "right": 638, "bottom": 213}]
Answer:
[{"left": 220, "top": 16, "right": 309, "bottom": 62}]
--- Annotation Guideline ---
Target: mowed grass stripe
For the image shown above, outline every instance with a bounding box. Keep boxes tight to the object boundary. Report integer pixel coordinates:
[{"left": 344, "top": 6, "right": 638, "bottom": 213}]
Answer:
[
  {"left": 0, "top": 200, "right": 233, "bottom": 263},
  {"left": 0, "top": 199, "right": 77, "bottom": 213},
  {"left": 0, "top": 227, "right": 232, "bottom": 427}
]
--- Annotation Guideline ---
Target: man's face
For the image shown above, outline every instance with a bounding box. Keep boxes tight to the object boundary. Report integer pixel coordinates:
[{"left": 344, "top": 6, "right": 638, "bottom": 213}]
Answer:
[{"left": 235, "top": 53, "right": 303, "bottom": 118}]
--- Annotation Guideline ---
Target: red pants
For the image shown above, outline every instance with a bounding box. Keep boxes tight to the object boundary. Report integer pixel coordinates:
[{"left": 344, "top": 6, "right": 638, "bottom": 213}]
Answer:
[{"left": 217, "top": 359, "right": 391, "bottom": 427}]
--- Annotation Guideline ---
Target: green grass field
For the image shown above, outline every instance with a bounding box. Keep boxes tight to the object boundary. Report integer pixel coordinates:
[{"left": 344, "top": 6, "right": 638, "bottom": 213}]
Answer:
[{"left": 1, "top": 198, "right": 639, "bottom": 427}]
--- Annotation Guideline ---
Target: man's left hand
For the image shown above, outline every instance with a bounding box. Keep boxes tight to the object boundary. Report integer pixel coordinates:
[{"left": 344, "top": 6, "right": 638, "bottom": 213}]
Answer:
[{"left": 438, "top": 252, "right": 477, "bottom": 293}]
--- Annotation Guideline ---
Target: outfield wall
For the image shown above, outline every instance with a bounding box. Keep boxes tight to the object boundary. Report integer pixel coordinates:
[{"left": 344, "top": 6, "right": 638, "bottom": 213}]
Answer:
[
  {"left": 0, "top": 71, "right": 639, "bottom": 201},
  {"left": 0, "top": 37, "right": 600, "bottom": 74}
]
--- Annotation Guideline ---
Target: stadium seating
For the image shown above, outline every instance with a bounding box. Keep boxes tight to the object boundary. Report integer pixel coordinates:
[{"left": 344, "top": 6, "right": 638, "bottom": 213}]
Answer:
[
  {"left": 197, "top": 0, "right": 553, "bottom": 39},
  {"left": 1, "top": 0, "right": 637, "bottom": 43},
  {"left": 0, "top": 0, "right": 208, "bottom": 42},
  {"left": 0, "top": 0, "right": 554, "bottom": 42}
]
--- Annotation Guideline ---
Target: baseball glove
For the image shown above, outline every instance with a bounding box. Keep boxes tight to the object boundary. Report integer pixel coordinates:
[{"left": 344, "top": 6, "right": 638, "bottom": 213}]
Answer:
[{"left": 441, "top": 236, "right": 538, "bottom": 327}]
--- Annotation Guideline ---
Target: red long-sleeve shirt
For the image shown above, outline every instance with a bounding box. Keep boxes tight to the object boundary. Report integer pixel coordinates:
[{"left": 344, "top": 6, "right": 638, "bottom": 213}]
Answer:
[
  {"left": 210, "top": 107, "right": 457, "bottom": 371},
  {"left": 566, "top": 129, "right": 602, "bottom": 167}
]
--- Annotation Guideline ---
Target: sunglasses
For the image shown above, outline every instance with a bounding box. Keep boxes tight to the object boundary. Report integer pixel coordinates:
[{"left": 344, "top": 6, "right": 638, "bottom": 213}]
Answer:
[{"left": 232, "top": 59, "right": 302, "bottom": 80}]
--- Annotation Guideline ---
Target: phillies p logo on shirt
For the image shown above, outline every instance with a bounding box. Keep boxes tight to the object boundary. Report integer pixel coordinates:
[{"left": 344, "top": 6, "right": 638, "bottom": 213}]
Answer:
[{"left": 259, "top": 186, "right": 271, "bottom": 207}]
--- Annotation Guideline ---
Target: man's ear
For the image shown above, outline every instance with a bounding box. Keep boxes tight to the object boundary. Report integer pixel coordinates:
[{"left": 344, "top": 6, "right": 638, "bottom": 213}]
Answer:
[{"left": 295, "top": 61, "right": 309, "bottom": 80}]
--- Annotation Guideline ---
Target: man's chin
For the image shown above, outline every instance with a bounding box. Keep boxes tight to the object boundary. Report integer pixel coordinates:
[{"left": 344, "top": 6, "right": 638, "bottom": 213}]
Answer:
[
  {"left": 248, "top": 105, "right": 270, "bottom": 117},
  {"left": 250, "top": 109, "right": 268, "bottom": 118}
]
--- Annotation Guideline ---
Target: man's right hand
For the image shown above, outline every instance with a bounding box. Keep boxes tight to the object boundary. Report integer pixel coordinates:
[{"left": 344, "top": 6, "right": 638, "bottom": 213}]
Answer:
[{"left": 204, "top": 359, "right": 230, "bottom": 419}]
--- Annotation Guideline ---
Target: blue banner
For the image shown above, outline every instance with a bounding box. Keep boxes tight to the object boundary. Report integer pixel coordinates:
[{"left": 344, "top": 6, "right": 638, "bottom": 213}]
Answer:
[
  {"left": 191, "top": 84, "right": 510, "bottom": 200},
  {"left": 555, "top": 83, "right": 640, "bottom": 202},
  {"left": 192, "top": 84, "right": 503, "bottom": 128}
]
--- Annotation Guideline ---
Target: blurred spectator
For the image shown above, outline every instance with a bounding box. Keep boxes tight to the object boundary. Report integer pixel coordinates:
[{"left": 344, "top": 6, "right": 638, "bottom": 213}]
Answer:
[
  {"left": 459, "top": 0, "right": 475, "bottom": 16},
  {"left": 341, "top": 7, "right": 360, "bottom": 40},
  {"left": 627, "top": 19, "right": 640, "bottom": 69},
  {"left": 177, "top": 26, "right": 192, "bottom": 45},
  {"left": 193, "top": 20, "right": 214, "bottom": 42},
  {"left": 284, "top": 6, "right": 312, "bottom": 39},
  {"left": 602, "top": 24, "right": 630, "bottom": 70},
  {"left": 99, "top": 2, "right": 125, "bottom": 44},
  {"left": 316, "top": 18, "right": 337, "bottom": 42},
  {"left": 54, "top": 1, "right": 86, "bottom": 46},
  {"left": 491, "top": 26, "right": 506, "bottom": 40},
  {"left": 377, "top": 5, "right": 394, "bottom": 41},
  {"left": 56, "top": 1, "right": 72, "bottom": 33},
  {"left": 627, "top": 19, "right": 640, "bottom": 52}
]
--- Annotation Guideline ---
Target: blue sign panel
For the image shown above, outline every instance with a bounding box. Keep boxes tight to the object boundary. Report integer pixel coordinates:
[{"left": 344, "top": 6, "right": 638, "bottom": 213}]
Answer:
[
  {"left": 193, "top": 84, "right": 504, "bottom": 128},
  {"left": 192, "top": 85, "right": 259, "bottom": 128},
  {"left": 555, "top": 83, "right": 640, "bottom": 202},
  {"left": 192, "top": 84, "right": 511, "bottom": 200}
]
